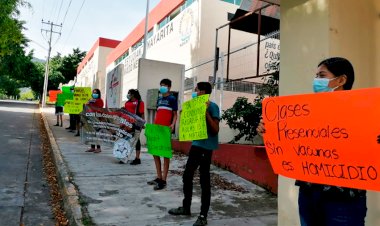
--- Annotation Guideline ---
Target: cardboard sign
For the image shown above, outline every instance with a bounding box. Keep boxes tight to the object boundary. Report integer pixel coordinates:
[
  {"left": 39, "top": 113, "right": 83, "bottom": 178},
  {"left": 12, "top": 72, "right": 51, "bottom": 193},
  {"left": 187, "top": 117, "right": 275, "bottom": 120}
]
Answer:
[
  {"left": 262, "top": 88, "right": 380, "bottom": 191},
  {"left": 145, "top": 124, "right": 172, "bottom": 158},
  {"left": 49, "top": 90, "right": 61, "bottom": 102},
  {"left": 74, "top": 87, "right": 92, "bottom": 103},
  {"left": 179, "top": 94, "right": 209, "bottom": 141}
]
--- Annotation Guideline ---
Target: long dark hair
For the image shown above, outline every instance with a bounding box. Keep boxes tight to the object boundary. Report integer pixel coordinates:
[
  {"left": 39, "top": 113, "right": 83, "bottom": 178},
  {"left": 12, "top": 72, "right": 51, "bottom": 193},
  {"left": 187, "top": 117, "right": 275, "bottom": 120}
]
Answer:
[
  {"left": 93, "top": 88, "right": 101, "bottom": 99},
  {"left": 128, "top": 89, "right": 141, "bottom": 101},
  {"left": 318, "top": 57, "right": 355, "bottom": 90}
]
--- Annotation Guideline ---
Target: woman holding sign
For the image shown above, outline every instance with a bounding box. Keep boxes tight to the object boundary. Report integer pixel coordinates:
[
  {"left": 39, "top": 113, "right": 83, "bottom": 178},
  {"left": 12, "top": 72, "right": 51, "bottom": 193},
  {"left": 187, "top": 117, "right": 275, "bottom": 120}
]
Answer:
[
  {"left": 86, "top": 89, "right": 104, "bottom": 153},
  {"left": 257, "top": 57, "right": 367, "bottom": 226},
  {"left": 123, "top": 89, "right": 145, "bottom": 165}
]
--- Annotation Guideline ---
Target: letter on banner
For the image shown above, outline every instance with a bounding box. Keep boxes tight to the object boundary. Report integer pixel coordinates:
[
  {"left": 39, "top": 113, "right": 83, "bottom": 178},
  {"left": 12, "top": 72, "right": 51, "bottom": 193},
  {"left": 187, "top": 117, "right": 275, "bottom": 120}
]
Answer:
[{"left": 262, "top": 88, "right": 380, "bottom": 191}]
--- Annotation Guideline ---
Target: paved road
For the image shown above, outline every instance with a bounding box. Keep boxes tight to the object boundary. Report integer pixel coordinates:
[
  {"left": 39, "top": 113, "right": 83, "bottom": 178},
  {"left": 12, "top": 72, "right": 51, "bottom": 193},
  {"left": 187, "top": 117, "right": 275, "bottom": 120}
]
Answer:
[{"left": 0, "top": 101, "right": 55, "bottom": 226}]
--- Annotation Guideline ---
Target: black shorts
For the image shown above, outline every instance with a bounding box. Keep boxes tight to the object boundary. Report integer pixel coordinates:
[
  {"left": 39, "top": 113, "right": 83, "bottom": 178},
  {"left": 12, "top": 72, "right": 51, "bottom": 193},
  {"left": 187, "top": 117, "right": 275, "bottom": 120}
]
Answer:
[{"left": 55, "top": 106, "right": 63, "bottom": 115}]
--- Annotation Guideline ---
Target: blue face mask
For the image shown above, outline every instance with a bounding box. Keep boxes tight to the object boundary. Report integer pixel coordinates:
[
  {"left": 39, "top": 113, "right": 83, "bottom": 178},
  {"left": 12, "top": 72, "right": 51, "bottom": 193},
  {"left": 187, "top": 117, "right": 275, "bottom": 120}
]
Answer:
[
  {"left": 92, "top": 93, "right": 99, "bottom": 99},
  {"left": 191, "top": 92, "right": 198, "bottom": 98},
  {"left": 159, "top": 86, "right": 168, "bottom": 94},
  {"left": 313, "top": 77, "right": 338, "bottom": 93}
]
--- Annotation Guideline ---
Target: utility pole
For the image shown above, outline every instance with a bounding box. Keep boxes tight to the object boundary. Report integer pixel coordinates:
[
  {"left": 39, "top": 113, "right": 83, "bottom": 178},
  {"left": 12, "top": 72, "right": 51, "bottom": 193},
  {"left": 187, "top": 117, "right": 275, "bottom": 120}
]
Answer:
[
  {"left": 41, "top": 20, "right": 61, "bottom": 108},
  {"left": 142, "top": 0, "right": 150, "bottom": 59}
]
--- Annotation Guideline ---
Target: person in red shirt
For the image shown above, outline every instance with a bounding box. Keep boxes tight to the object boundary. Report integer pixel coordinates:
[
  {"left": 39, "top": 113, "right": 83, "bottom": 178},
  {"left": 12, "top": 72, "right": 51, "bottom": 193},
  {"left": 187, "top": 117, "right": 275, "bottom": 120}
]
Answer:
[
  {"left": 123, "top": 89, "right": 145, "bottom": 165},
  {"left": 86, "top": 88, "right": 104, "bottom": 153}
]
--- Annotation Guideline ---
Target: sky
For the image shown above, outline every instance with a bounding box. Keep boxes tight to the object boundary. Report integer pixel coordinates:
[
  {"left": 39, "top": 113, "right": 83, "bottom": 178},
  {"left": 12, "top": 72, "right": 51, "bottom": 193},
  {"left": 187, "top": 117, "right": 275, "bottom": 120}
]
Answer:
[{"left": 19, "top": 0, "right": 161, "bottom": 60}]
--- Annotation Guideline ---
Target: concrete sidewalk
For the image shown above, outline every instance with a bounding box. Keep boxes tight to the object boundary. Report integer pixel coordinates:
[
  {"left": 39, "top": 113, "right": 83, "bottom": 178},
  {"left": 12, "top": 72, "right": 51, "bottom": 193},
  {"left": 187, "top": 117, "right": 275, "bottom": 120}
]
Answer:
[{"left": 41, "top": 107, "right": 277, "bottom": 226}]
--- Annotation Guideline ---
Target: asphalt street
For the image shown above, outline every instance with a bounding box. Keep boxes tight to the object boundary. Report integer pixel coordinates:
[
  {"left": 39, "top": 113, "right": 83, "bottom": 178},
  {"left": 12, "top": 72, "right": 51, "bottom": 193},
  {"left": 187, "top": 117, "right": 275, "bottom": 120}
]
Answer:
[{"left": 0, "top": 100, "right": 55, "bottom": 226}]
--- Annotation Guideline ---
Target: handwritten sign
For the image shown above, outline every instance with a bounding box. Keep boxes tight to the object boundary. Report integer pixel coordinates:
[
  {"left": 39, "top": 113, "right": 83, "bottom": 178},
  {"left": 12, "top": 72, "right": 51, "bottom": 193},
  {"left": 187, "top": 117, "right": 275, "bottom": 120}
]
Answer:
[
  {"left": 49, "top": 90, "right": 61, "bottom": 102},
  {"left": 262, "top": 88, "right": 380, "bottom": 191},
  {"left": 179, "top": 94, "right": 209, "bottom": 141},
  {"left": 145, "top": 124, "right": 172, "bottom": 158},
  {"left": 74, "top": 87, "right": 92, "bottom": 103},
  {"left": 64, "top": 100, "right": 83, "bottom": 114},
  {"left": 57, "top": 93, "right": 73, "bottom": 106}
]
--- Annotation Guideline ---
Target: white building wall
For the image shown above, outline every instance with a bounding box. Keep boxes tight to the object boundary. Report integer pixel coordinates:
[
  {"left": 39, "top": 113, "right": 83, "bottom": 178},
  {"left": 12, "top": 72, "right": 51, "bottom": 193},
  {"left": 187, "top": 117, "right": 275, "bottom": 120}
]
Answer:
[{"left": 106, "top": 0, "right": 279, "bottom": 143}]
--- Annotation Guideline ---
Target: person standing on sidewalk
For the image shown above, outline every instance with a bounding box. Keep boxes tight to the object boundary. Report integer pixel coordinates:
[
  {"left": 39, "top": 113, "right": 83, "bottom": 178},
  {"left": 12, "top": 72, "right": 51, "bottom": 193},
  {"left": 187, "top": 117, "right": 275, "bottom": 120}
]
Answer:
[
  {"left": 54, "top": 94, "right": 64, "bottom": 127},
  {"left": 85, "top": 88, "right": 104, "bottom": 153},
  {"left": 123, "top": 89, "right": 145, "bottom": 165},
  {"left": 168, "top": 82, "right": 220, "bottom": 226},
  {"left": 147, "top": 79, "right": 178, "bottom": 190}
]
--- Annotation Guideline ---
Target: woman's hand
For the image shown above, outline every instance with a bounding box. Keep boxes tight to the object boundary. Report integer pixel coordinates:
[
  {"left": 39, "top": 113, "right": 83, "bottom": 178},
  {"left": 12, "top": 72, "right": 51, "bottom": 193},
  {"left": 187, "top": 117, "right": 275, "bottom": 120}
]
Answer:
[{"left": 256, "top": 118, "right": 266, "bottom": 136}]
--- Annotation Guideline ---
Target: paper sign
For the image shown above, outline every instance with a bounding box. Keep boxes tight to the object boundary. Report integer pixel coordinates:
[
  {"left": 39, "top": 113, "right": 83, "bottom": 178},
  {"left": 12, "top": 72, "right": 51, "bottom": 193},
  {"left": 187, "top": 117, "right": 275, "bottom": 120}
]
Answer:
[
  {"left": 262, "top": 88, "right": 380, "bottom": 191},
  {"left": 57, "top": 93, "right": 73, "bottom": 106},
  {"left": 74, "top": 87, "right": 92, "bottom": 103},
  {"left": 64, "top": 100, "right": 83, "bottom": 114},
  {"left": 49, "top": 90, "right": 61, "bottom": 102},
  {"left": 145, "top": 124, "right": 172, "bottom": 158},
  {"left": 179, "top": 94, "right": 209, "bottom": 141}
]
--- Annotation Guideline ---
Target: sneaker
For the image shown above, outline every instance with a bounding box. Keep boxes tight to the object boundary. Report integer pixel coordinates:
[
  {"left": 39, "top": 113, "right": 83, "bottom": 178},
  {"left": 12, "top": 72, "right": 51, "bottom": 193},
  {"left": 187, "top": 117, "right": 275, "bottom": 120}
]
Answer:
[
  {"left": 147, "top": 178, "right": 161, "bottom": 185},
  {"left": 130, "top": 158, "right": 141, "bottom": 165},
  {"left": 193, "top": 215, "right": 207, "bottom": 226},
  {"left": 154, "top": 180, "right": 166, "bottom": 190},
  {"left": 168, "top": 207, "right": 191, "bottom": 216},
  {"left": 54, "top": 123, "right": 59, "bottom": 126}
]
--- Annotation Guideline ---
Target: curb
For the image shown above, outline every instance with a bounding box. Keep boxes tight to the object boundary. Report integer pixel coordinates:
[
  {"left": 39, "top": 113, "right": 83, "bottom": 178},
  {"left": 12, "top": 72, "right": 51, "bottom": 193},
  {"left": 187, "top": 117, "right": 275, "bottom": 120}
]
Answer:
[{"left": 41, "top": 111, "right": 84, "bottom": 226}]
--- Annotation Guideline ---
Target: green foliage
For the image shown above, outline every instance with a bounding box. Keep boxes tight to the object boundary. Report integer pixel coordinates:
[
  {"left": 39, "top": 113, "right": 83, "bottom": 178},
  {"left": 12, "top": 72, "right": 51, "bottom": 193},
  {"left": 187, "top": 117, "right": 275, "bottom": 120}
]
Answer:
[
  {"left": 20, "top": 90, "right": 35, "bottom": 100},
  {"left": 0, "top": 74, "right": 21, "bottom": 97},
  {"left": 221, "top": 68, "right": 279, "bottom": 143}
]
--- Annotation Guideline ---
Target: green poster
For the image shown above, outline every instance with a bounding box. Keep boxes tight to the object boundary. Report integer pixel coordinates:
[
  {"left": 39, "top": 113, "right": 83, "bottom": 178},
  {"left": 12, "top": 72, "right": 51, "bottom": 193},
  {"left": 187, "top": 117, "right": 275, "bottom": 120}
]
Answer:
[
  {"left": 74, "top": 87, "right": 92, "bottom": 103},
  {"left": 145, "top": 124, "right": 172, "bottom": 158},
  {"left": 57, "top": 93, "right": 73, "bottom": 106},
  {"left": 62, "top": 86, "right": 73, "bottom": 94},
  {"left": 179, "top": 94, "right": 209, "bottom": 141}
]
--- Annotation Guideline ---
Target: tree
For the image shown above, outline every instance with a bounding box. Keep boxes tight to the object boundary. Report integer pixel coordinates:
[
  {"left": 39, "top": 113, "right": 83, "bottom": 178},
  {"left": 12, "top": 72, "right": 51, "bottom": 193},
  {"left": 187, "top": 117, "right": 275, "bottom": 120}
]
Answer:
[
  {"left": 59, "top": 48, "right": 86, "bottom": 81},
  {"left": 221, "top": 62, "right": 279, "bottom": 144}
]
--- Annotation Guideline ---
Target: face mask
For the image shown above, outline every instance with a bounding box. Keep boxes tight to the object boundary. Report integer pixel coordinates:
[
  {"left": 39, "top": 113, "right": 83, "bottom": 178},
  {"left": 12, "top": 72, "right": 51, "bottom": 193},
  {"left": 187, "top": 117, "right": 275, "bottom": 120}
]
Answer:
[
  {"left": 313, "top": 77, "right": 338, "bottom": 93},
  {"left": 159, "top": 86, "right": 168, "bottom": 94},
  {"left": 191, "top": 92, "right": 198, "bottom": 98},
  {"left": 127, "top": 94, "right": 131, "bottom": 100},
  {"left": 92, "top": 93, "right": 99, "bottom": 99}
]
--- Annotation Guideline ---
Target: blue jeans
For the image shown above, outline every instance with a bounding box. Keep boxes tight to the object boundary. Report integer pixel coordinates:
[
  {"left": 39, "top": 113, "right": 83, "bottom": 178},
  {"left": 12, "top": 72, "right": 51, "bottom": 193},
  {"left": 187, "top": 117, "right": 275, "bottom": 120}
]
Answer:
[{"left": 298, "top": 186, "right": 367, "bottom": 226}]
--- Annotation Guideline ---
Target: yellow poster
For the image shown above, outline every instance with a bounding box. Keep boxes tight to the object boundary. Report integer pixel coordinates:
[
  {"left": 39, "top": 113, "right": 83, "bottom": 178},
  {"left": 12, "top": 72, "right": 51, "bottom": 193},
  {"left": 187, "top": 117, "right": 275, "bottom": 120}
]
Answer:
[
  {"left": 179, "top": 94, "right": 209, "bottom": 141},
  {"left": 74, "top": 87, "right": 92, "bottom": 103},
  {"left": 64, "top": 100, "right": 83, "bottom": 114}
]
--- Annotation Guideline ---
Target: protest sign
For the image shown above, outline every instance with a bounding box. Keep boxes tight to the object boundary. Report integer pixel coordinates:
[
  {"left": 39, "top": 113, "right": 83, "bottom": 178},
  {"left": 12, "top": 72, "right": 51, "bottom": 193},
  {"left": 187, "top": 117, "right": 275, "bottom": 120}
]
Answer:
[
  {"left": 62, "top": 86, "right": 72, "bottom": 93},
  {"left": 262, "top": 88, "right": 380, "bottom": 191},
  {"left": 74, "top": 87, "right": 92, "bottom": 103},
  {"left": 81, "top": 106, "right": 145, "bottom": 162},
  {"left": 145, "top": 124, "right": 172, "bottom": 158},
  {"left": 57, "top": 93, "right": 73, "bottom": 106},
  {"left": 64, "top": 100, "right": 83, "bottom": 114},
  {"left": 179, "top": 94, "right": 209, "bottom": 141},
  {"left": 48, "top": 90, "right": 61, "bottom": 102}
]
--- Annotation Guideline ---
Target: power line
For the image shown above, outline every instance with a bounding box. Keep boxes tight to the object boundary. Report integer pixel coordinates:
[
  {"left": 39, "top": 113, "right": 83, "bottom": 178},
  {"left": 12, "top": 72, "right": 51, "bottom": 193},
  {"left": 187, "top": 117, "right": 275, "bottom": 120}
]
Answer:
[
  {"left": 55, "top": 0, "right": 64, "bottom": 23},
  {"left": 62, "top": 0, "right": 86, "bottom": 54},
  {"left": 61, "top": 0, "right": 73, "bottom": 26}
]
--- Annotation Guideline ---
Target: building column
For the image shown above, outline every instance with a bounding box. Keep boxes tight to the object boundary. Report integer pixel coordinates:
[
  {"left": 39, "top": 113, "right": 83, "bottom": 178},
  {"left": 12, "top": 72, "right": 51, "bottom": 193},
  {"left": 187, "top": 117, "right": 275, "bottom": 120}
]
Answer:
[{"left": 279, "top": 0, "right": 379, "bottom": 225}]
